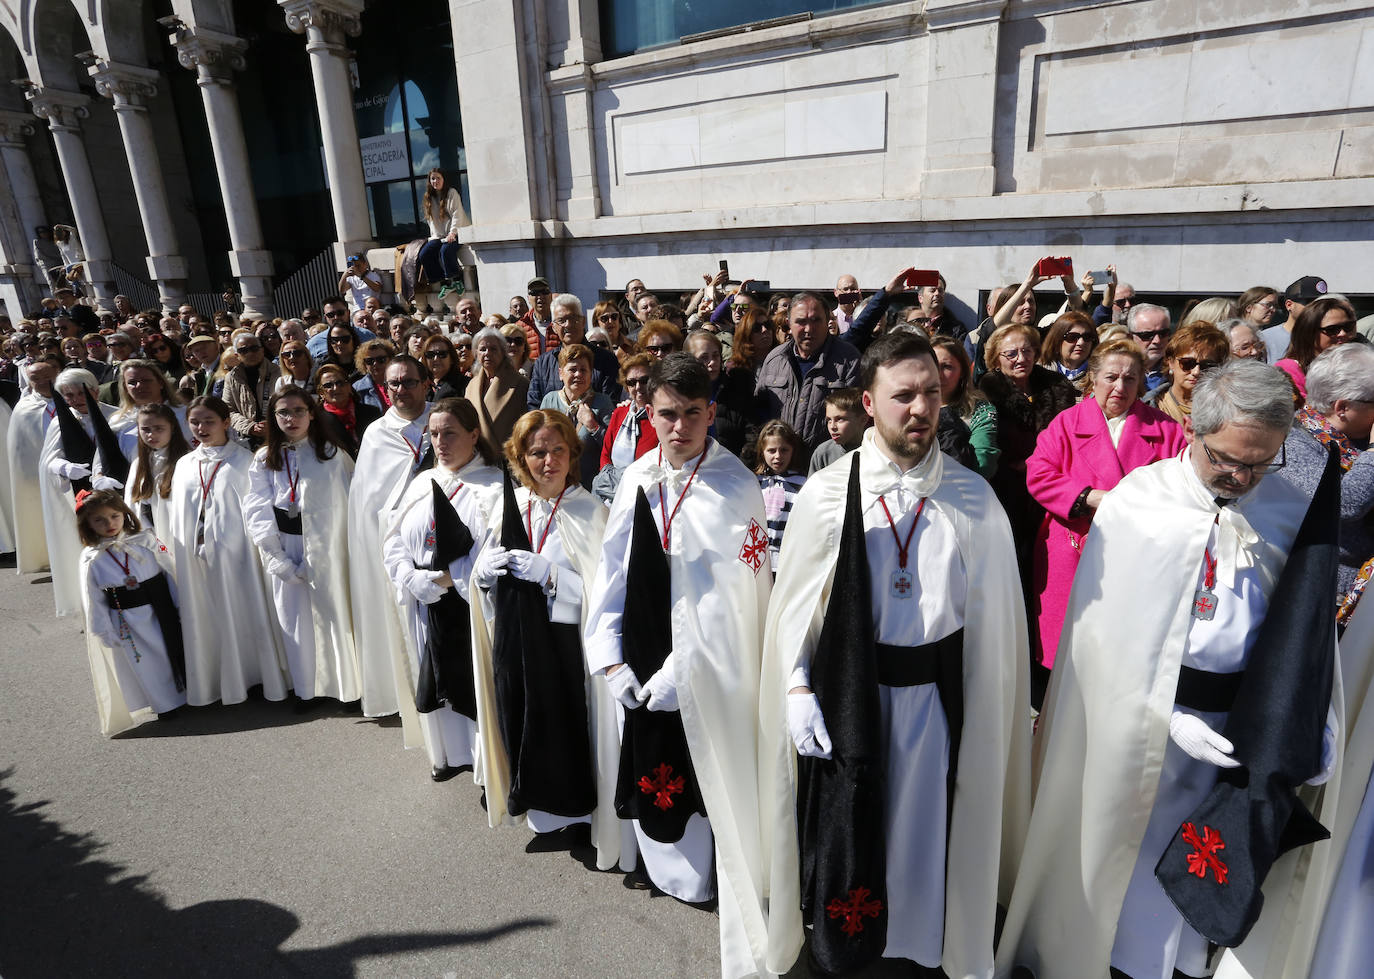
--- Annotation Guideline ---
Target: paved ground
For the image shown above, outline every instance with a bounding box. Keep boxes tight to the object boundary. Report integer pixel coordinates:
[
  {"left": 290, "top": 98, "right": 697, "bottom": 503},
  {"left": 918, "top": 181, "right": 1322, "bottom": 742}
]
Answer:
[{"left": 0, "top": 557, "right": 729, "bottom": 978}]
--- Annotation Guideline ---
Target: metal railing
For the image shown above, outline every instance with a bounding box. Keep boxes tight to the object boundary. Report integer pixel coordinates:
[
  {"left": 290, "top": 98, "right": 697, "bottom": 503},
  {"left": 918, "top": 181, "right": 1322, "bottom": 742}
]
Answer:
[{"left": 272, "top": 247, "right": 337, "bottom": 319}]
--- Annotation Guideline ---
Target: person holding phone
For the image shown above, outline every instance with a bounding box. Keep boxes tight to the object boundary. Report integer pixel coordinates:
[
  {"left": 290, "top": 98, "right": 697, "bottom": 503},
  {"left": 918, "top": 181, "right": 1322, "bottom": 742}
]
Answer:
[{"left": 338, "top": 254, "right": 382, "bottom": 314}]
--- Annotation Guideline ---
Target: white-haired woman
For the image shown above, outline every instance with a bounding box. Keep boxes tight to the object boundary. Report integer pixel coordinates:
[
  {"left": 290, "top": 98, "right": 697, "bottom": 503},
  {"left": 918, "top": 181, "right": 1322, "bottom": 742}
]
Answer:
[{"left": 465, "top": 325, "right": 528, "bottom": 451}]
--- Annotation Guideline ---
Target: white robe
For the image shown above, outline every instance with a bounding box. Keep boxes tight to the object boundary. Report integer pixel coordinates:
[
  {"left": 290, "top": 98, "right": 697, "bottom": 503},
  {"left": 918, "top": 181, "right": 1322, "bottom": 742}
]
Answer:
[
  {"left": 168, "top": 441, "right": 289, "bottom": 706},
  {"left": 995, "top": 455, "right": 1342, "bottom": 979},
  {"left": 125, "top": 449, "right": 177, "bottom": 539},
  {"left": 347, "top": 407, "right": 431, "bottom": 741},
  {"left": 38, "top": 401, "right": 121, "bottom": 618},
  {"left": 764, "top": 433, "right": 1031, "bottom": 978},
  {"left": 382, "top": 459, "right": 502, "bottom": 773},
  {"left": 9, "top": 393, "right": 54, "bottom": 572},
  {"left": 0, "top": 396, "right": 17, "bottom": 552},
  {"left": 471, "top": 484, "right": 628, "bottom": 872},
  {"left": 80, "top": 529, "right": 186, "bottom": 735},
  {"left": 244, "top": 442, "right": 359, "bottom": 702},
  {"left": 585, "top": 442, "right": 783, "bottom": 979}
]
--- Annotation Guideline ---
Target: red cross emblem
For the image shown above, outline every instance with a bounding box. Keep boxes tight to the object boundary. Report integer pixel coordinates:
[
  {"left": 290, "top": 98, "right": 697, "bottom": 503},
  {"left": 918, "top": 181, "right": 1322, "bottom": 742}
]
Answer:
[
  {"left": 1181, "top": 822, "right": 1228, "bottom": 884},
  {"left": 637, "top": 762, "right": 685, "bottom": 811},
  {"left": 739, "top": 518, "right": 768, "bottom": 574},
  {"left": 826, "top": 886, "right": 883, "bottom": 937}
]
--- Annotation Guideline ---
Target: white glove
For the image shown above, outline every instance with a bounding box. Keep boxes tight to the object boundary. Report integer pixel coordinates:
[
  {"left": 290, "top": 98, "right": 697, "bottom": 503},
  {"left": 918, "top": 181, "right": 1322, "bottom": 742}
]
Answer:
[
  {"left": 49, "top": 459, "right": 91, "bottom": 481},
  {"left": 605, "top": 665, "right": 645, "bottom": 709},
  {"left": 1169, "top": 711, "right": 1241, "bottom": 769},
  {"left": 788, "top": 692, "right": 833, "bottom": 759},
  {"left": 473, "top": 545, "right": 510, "bottom": 589},
  {"left": 506, "top": 549, "right": 553, "bottom": 589},
  {"left": 91, "top": 474, "right": 124, "bottom": 491},
  {"left": 642, "top": 661, "right": 679, "bottom": 712},
  {"left": 292, "top": 561, "right": 309, "bottom": 583},
  {"left": 263, "top": 553, "right": 300, "bottom": 582},
  {"left": 1307, "top": 708, "right": 1339, "bottom": 787}
]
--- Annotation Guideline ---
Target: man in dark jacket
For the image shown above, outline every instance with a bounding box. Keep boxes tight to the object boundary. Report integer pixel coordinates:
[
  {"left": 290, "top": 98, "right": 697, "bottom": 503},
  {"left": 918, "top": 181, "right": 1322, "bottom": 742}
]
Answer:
[
  {"left": 756, "top": 292, "right": 860, "bottom": 456},
  {"left": 525, "top": 293, "right": 622, "bottom": 408}
]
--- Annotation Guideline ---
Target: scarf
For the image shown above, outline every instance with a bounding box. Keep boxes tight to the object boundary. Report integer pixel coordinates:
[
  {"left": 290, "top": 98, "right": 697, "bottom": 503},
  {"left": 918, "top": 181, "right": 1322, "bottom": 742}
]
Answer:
[
  {"left": 322, "top": 398, "right": 357, "bottom": 437},
  {"left": 1297, "top": 405, "right": 1362, "bottom": 471}
]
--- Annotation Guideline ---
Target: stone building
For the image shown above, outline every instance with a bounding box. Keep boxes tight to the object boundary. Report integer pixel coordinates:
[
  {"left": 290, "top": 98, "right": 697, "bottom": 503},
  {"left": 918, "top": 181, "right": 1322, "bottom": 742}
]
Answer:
[{"left": 0, "top": 0, "right": 1369, "bottom": 323}]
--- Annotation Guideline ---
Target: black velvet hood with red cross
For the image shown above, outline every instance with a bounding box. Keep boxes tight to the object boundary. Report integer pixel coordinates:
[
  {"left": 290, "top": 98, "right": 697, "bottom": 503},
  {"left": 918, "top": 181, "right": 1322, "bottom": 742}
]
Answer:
[{"left": 1154, "top": 444, "right": 1341, "bottom": 947}]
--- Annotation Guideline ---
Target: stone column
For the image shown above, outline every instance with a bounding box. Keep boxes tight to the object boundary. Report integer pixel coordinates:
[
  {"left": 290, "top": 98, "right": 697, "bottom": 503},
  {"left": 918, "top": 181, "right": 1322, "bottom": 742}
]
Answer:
[
  {"left": 24, "top": 87, "right": 118, "bottom": 307},
  {"left": 167, "top": 26, "right": 275, "bottom": 319},
  {"left": 0, "top": 112, "right": 47, "bottom": 313},
  {"left": 280, "top": 0, "right": 373, "bottom": 268},
  {"left": 88, "top": 60, "right": 188, "bottom": 313}
]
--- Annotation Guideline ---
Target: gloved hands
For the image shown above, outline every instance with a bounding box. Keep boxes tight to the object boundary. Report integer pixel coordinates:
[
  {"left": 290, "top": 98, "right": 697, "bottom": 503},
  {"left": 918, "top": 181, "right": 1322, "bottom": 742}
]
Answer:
[
  {"left": 507, "top": 549, "right": 553, "bottom": 589},
  {"left": 642, "top": 660, "right": 679, "bottom": 712},
  {"left": 1169, "top": 711, "right": 1241, "bottom": 769},
  {"left": 49, "top": 459, "right": 91, "bottom": 481},
  {"left": 788, "top": 692, "right": 833, "bottom": 759},
  {"left": 605, "top": 665, "right": 644, "bottom": 709},
  {"left": 473, "top": 545, "right": 509, "bottom": 589},
  {"left": 263, "top": 552, "right": 303, "bottom": 583},
  {"left": 91, "top": 474, "right": 124, "bottom": 491},
  {"left": 1307, "top": 706, "right": 1339, "bottom": 787}
]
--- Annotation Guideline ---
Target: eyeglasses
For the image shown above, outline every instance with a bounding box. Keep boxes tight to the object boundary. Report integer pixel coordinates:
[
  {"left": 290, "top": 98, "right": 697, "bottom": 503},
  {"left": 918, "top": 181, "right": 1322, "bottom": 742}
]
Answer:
[
  {"left": 236, "top": 343, "right": 262, "bottom": 353},
  {"left": 423, "top": 350, "right": 451, "bottom": 359},
  {"left": 1113, "top": 297, "right": 1134, "bottom": 308},
  {"left": 1318, "top": 319, "right": 1358, "bottom": 338},
  {"left": 282, "top": 350, "right": 309, "bottom": 359},
  {"left": 319, "top": 380, "right": 346, "bottom": 391},
  {"left": 1061, "top": 332, "right": 1093, "bottom": 345},
  {"left": 1200, "top": 438, "right": 1285, "bottom": 476},
  {"left": 731, "top": 304, "right": 750, "bottom": 315},
  {"left": 363, "top": 355, "right": 389, "bottom": 366},
  {"left": 646, "top": 343, "right": 674, "bottom": 354},
  {"left": 528, "top": 289, "right": 550, "bottom": 297},
  {"left": 1131, "top": 329, "right": 1171, "bottom": 342},
  {"left": 598, "top": 312, "right": 620, "bottom": 322},
  {"left": 217, "top": 329, "right": 233, "bottom": 337},
  {"left": 998, "top": 348, "right": 1036, "bottom": 362},
  {"left": 274, "top": 407, "right": 311, "bottom": 420},
  {"left": 324, "top": 309, "right": 348, "bottom": 319},
  {"left": 328, "top": 335, "right": 353, "bottom": 345},
  {"left": 1251, "top": 300, "right": 1277, "bottom": 311},
  {"left": 1176, "top": 356, "right": 1220, "bottom": 374},
  {"left": 624, "top": 376, "right": 649, "bottom": 388},
  {"left": 386, "top": 377, "right": 423, "bottom": 391}
]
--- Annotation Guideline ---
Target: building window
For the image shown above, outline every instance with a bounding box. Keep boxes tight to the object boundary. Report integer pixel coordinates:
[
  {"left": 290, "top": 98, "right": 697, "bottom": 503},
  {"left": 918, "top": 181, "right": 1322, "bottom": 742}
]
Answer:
[{"left": 600, "top": 0, "right": 895, "bottom": 59}]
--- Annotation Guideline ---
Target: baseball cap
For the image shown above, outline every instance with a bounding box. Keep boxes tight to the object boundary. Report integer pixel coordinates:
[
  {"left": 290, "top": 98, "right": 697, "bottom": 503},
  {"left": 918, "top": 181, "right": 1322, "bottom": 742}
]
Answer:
[
  {"left": 527, "top": 276, "right": 551, "bottom": 294},
  {"left": 1284, "top": 276, "right": 1328, "bottom": 302}
]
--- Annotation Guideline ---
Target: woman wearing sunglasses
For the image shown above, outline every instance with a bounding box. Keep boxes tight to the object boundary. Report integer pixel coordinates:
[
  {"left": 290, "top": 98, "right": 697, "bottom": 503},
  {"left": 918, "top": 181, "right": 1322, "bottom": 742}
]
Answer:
[
  {"left": 315, "top": 363, "right": 382, "bottom": 459},
  {"left": 351, "top": 339, "right": 395, "bottom": 411},
  {"left": 1038, "top": 311, "right": 1099, "bottom": 393},
  {"left": 1275, "top": 296, "right": 1360, "bottom": 400},
  {"left": 143, "top": 334, "right": 187, "bottom": 381},
  {"left": 421, "top": 334, "right": 465, "bottom": 401},
  {"left": 1142, "top": 322, "right": 1231, "bottom": 426},
  {"left": 590, "top": 300, "right": 635, "bottom": 361},
  {"left": 276, "top": 340, "right": 315, "bottom": 393}
]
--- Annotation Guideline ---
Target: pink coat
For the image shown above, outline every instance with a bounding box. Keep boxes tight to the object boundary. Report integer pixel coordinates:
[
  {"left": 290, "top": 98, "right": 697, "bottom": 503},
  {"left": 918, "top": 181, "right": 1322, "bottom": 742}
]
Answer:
[{"left": 1026, "top": 397, "right": 1186, "bottom": 668}]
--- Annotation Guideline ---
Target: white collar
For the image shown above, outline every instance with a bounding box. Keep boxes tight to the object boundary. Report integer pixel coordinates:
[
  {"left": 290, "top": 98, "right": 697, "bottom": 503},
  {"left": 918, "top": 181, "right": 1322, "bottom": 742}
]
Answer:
[{"left": 857, "top": 429, "right": 943, "bottom": 502}]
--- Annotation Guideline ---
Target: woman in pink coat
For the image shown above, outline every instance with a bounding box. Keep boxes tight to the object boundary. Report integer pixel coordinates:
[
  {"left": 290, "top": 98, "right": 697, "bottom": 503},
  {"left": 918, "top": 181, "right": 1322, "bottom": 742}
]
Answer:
[{"left": 1026, "top": 339, "right": 1186, "bottom": 682}]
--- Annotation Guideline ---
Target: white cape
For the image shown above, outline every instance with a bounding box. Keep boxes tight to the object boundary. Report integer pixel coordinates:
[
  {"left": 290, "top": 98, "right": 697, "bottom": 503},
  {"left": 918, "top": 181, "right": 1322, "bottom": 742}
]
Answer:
[
  {"left": 0, "top": 396, "right": 16, "bottom": 552},
  {"left": 168, "top": 442, "right": 290, "bottom": 706},
  {"left": 9, "top": 393, "right": 53, "bottom": 572}
]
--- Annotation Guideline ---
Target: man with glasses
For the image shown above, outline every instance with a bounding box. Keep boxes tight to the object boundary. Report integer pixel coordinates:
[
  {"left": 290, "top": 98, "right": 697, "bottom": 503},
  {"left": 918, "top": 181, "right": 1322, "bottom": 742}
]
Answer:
[
  {"left": 1127, "top": 303, "right": 1173, "bottom": 392},
  {"left": 1091, "top": 276, "right": 1134, "bottom": 328},
  {"left": 525, "top": 294, "right": 622, "bottom": 409},
  {"left": 347, "top": 355, "right": 434, "bottom": 730},
  {"left": 518, "top": 277, "right": 558, "bottom": 357},
  {"left": 223, "top": 332, "right": 281, "bottom": 446},
  {"left": 999, "top": 359, "right": 1337, "bottom": 979}
]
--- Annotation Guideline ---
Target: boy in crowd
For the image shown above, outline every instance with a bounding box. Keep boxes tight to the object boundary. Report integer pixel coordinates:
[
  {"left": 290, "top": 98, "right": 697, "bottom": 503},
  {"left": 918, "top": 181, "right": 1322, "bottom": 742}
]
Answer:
[{"left": 808, "top": 387, "right": 868, "bottom": 474}]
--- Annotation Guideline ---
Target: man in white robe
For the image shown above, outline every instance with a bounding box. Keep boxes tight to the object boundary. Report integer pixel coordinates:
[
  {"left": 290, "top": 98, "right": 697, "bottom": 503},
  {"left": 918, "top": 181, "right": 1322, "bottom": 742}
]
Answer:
[
  {"left": 10, "top": 359, "right": 59, "bottom": 572},
  {"left": 764, "top": 332, "right": 1030, "bottom": 978},
  {"left": 347, "top": 355, "right": 432, "bottom": 737},
  {"left": 996, "top": 360, "right": 1340, "bottom": 979},
  {"left": 585, "top": 353, "right": 793, "bottom": 979}
]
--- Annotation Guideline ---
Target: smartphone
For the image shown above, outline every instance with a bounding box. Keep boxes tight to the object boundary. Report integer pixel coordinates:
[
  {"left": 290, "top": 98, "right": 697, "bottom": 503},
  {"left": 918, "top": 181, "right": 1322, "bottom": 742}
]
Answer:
[
  {"left": 906, "top": 269, "right": 941, "bottom": 288},
  {"left": 719, "top": 259, "right": 729, "bottom": 280},
  {"left": 1088, "top": 269, "right": 1111, "bottom": 283},
  {"left": 1036, "top": 256, "right": 1073, "bottom": 277}
]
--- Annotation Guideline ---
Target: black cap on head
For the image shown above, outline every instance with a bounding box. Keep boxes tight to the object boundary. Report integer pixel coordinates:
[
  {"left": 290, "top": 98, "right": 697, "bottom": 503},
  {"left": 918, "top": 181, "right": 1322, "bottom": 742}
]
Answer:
[
  {"left": 527, "top": 276, "right": 551, "bottom": 294},
  {"left": 1283, "top": 276, "right": 1328, "bottom": 302}
]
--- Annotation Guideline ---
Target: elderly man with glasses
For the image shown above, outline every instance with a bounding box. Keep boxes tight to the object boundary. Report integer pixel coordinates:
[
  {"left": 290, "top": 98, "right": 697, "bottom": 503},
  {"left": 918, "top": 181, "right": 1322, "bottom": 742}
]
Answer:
[{"left": 223, "top": 331, "right": 281, "bottom": 446}]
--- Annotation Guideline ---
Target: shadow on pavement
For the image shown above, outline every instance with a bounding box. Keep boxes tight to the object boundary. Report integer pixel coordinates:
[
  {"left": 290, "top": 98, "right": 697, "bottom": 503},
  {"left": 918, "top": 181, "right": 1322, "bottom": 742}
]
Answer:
[
  {"left": 0, "top": 767, "right": 553, "bottom": 976},
  {"left": 114, "top": 690, "right": 341, "bottom": 740}
]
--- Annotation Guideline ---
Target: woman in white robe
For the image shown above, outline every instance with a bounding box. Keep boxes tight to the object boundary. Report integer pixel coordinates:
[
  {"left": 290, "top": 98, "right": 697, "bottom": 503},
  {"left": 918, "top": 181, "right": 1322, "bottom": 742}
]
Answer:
[
  {"left": 243, "top": 385, "right": 358, "bottom": 705},
  {"left": 382, "top": 397, "right": 502, "bottom": 780},
  {"left": 471, "top": 409, "right": 626, "bottom": 872},
  {"left": 77, "top": 490, "right": 187, "bottom": 735},
  {"left": 9, "top": 360, "right": 59, "bottom": 572},
  {"left": 170, "top": 396, "right": 290, "bottom": 707},
  {"left": 39, "top": 369, "right": 120, "bottom": 618}
]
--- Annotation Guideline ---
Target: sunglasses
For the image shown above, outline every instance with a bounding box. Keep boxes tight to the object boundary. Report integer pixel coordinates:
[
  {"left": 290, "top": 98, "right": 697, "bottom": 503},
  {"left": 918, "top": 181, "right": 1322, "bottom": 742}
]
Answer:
[
  {"left": 236, "top": 343, "right": 262, "bottom": 353},
  {"left": 1131, "top": 329, "right": 1170, "bottom": 342},
  {"left": 423, "top": 350, "right": 451, "bottom": 359},
  {"left": 731, "top": 304, "right": 751, "bottom": 314},
  {"left": 1061, "top": 332, "right": 1093, "bottom": 345},
  {"left": 328, "top": 336, "right": 354, "bottom": 345},
  {"left": 282, "top": 350, "right": 309, "bottom": 359},
  {"left": 624, "top": 376, "right": 649, "bottom": 388},
  {"left": 1318, "top": 319, "right": 1357, "bottom": 338},
  {"left": 217, "top": 330, "right": 233, "bottom": 337},
  {"left": 145, "top": 345, "right": 169, "bottom": 354},
  {"left": 1113, "top": 297, "right": 1134, "bottom": 307},
  {"left": 598, "top": 312, "right": 621, "bottom": 322},
  {"left": 324, "top": 309, "right": 348, "bottom": 319},
  {"left": 1176, "top": 356, "right": 1220, "bottom": 373},
  {"left": 646, "top": 343, "right": 674, "bottom": 354},
  {"left": 363, "top": 355, "right": 390, "bottom": 366}
]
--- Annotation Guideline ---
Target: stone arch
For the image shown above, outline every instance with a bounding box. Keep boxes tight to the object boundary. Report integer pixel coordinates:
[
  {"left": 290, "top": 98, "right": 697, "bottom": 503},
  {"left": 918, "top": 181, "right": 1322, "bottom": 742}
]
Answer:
[{"left": 17, "top": 0, "right": 93, "bottom": 88}]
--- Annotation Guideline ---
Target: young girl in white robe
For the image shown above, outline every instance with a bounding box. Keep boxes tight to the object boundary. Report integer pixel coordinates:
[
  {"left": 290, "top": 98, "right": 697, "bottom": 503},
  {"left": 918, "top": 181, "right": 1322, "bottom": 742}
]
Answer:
[
  {"left": 170, "top": 396, "right": 290, "bottom": 707},
  {"left": 243, "top": 385, "right": 359, "bottom": 708},
  {"left": 382, "top": 397, "right": 502, "bottom": 781},
  {"left": 77, "top": 489, "right": 186, "bottom": 734},
  {"left": 125, "top": 403, "right": 190, "bottom": 537}
]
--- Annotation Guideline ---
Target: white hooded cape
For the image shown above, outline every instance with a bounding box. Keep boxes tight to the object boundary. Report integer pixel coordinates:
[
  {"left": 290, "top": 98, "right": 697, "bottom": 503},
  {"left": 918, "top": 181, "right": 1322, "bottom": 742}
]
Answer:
[
  {"left": 0, "top": 396, "right": 17, "bottom": 552},
  {"left": 39, "top": 401, "right": 121, "bottom": 618},
  {"left": 471, "top": 484, "right": 624, "bottom": 868},
  {"left": 9, "top": 393, "right": 54, "bottom": 572},
  {"left": 347, "top": 406, "right": 431, "bottom": 740},
  {"left": 585, "top": 441, "right": 781, "bottom": 979},
  {"left": 995, "top": 455, "right": 1343, "bottom": 979},
  {"left": 168, "top": 441, "right": 290, "bottom": 706}
]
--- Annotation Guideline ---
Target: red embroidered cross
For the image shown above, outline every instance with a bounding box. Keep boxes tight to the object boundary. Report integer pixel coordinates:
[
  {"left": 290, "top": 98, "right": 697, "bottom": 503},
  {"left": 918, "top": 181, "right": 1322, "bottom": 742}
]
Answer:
[
  {"left": 826, "top": 886, "right": 883, "bottom": 937},
  {"left": 1181, "top": 821, "right": 1229, "bottom": 884},
  {"left": 739, "top": 518, "right": 768, "bottom": 574},
  {"left": 638, "top": 762, "right": 685, "bottom": 811}
]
